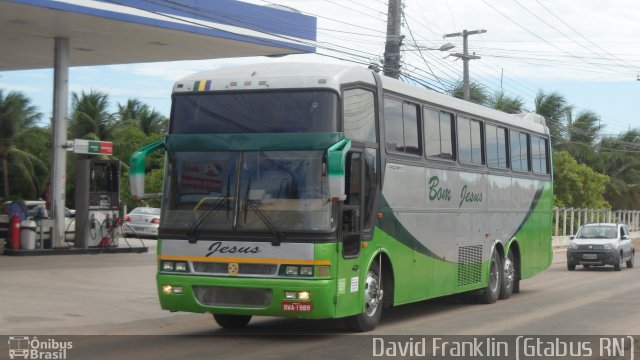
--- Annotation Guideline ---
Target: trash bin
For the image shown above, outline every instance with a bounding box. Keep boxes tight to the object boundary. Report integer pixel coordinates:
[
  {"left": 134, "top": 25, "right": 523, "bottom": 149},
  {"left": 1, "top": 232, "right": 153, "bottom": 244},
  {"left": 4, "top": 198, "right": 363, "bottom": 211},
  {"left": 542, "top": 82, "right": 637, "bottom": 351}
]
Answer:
[{"left": 20, "top": 220, "right": 37, "bottom": 250}]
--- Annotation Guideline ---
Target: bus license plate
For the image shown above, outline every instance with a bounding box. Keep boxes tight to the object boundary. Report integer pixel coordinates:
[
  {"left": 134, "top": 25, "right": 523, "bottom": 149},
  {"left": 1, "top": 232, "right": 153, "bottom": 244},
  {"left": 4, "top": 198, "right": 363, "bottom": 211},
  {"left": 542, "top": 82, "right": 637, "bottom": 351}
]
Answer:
[
  {"left": 281, "top": 301, "right": 312, "bottom": 312},
  {"left": 583, "top": 254, "right": 597, "bottom": 260}
]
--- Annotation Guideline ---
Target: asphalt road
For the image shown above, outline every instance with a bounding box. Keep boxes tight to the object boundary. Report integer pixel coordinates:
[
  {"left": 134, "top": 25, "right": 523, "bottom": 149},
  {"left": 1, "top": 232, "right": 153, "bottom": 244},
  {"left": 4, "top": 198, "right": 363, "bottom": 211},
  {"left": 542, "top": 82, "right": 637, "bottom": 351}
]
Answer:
[{"left": 1, "top": 242, "right": 638, "bottom": 359}]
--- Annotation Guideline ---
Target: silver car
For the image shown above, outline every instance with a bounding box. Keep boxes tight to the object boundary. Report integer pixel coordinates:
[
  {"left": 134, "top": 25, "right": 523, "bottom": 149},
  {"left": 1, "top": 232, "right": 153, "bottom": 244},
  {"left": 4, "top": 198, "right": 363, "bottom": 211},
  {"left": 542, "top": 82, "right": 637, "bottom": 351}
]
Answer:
[
  {"left": 123, "top": 207, "right": 160, "bottom": 238},
  {"left": 566, "top": 223, "right": 636, "bottom": 271}
]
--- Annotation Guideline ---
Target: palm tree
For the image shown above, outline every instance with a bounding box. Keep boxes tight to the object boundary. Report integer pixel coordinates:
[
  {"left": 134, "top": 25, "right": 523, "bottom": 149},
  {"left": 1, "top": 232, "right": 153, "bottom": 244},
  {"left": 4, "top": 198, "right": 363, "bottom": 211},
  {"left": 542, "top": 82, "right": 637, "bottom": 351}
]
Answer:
[
  {"left": 562, "top": 109, "right": 603, "bottom": 168},
  {"left": 450, "top": 81, "right": 489, "bottom": 106},
  {"left": 116, "top": 99, "right": 141, "bottom": 124},
  {"left": 567, "top": 110, "right": 602, "bottom": 145},
  {"left": 6, "top": 146, "right": 48, "bottom": 200},
  {"left": 599, "top": 130, "right": 640, "bottom": 209},
  {"left": 0, "top": 90, "right": 43, "bottom": 198},
  {"left": 487, "top": 90, "right": 525, "bottom": 114},
  {"left": 534, "top": 90, "right": 570, "bottom": 149},
  {"left": 69, "top": 90, "right": 114, "bottom": 140},
  {"left": 116, "top": 99, "right": 167, "bottom": 136}
]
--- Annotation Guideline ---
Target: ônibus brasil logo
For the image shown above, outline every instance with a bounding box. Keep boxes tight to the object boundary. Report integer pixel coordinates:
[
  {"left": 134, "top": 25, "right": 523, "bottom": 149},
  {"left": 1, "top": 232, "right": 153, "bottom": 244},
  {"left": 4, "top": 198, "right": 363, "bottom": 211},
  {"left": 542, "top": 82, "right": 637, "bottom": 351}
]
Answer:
[{"left": 8, "top": 336, "right": 73, "bottom": 360}]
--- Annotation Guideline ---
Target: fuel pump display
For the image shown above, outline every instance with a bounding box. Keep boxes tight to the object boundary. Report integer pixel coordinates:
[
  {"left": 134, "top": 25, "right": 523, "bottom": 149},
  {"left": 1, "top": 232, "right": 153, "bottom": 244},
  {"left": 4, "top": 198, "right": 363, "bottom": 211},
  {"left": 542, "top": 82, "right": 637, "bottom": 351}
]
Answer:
[{"left": 75, "top": 159, "right": 121, "bottom": 248}]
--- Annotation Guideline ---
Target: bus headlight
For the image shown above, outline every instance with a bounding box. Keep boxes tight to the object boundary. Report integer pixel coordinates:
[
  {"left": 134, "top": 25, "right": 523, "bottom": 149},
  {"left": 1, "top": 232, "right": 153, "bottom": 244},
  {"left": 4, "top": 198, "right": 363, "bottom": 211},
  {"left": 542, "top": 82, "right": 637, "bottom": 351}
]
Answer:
[
  {"left": 284, "top": 291, "right": 311, "bottom": 300},
  {"left": 175, "top": 262, "right": 188, "bottom": 272},
  {"left": 161, "top": 261, "right": 190, "bottom": 272},
  {"left": 280, "top": 264, "right": 327, "bottom": 277},
  {"left": 161, "top": 285, "right": 184, "bottom": 294}
]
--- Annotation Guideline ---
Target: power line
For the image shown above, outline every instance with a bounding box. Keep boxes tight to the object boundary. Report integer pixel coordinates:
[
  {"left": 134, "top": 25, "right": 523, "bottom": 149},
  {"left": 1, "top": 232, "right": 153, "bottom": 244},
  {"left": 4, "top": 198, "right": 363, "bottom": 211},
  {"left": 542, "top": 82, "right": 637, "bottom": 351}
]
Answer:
[
  {"left": 532, "top": 0, "right": 640, "bottom": 74},
  {"left": 480, "top": 0, "right": 618, "bottom": 75},
  {"left": 402, "top": 12, "right": 447, "bottom": 89}
]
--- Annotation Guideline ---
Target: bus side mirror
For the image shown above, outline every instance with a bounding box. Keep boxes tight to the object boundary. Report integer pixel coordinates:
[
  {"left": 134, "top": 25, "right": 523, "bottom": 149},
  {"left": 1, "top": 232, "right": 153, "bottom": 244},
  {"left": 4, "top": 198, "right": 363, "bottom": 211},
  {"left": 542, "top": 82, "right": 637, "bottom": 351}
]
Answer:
[
  {"left": 129, "top": 140, "right": 165, "bottom": 199},
  {"left": 326, "top": 138, "right": 351, "bottom": 201}
]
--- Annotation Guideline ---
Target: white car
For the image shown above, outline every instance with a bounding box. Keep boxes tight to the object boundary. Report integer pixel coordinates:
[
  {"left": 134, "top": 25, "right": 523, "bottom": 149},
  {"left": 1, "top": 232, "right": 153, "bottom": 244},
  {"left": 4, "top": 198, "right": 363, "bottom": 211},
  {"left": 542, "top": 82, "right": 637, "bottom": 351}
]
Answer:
[
  {"left": 567, "top": 223, "right": 635, "bottom": 271},
  {"left": 123, "top": 207, "right": 160, "bottom": 238}
]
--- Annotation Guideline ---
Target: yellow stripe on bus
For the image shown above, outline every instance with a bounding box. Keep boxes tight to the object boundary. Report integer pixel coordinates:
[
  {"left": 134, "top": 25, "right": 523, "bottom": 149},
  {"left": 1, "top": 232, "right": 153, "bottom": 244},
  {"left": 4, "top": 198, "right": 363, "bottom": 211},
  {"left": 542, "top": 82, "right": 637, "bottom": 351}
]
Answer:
[
  {"left": 197, "top": 80, "right": 206, "bottom": 91},
  {"left": 158, "top": 255, "right": 331, "bottom": 266}
]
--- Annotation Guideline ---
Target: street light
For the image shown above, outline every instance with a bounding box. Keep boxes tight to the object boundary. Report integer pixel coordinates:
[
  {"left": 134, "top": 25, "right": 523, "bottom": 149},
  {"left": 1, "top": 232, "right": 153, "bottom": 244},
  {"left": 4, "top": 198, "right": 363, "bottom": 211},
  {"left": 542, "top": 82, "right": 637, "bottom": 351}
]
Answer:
[
  {"left": 423, "top": 42, "right": 456, "bottom": 52},
  {"left": 435, "top": 42, "right": 456, "bottom": 52},
  {"left": 413, "top": 42, "right": 456, "bottom": 52}
]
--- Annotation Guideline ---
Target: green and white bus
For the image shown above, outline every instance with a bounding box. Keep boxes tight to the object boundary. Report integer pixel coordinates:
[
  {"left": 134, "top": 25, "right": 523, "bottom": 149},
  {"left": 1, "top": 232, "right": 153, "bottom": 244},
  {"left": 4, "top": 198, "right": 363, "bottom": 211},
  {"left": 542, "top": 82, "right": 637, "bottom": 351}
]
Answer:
[{"left": 130, "top": 62, "right": 553, "bottom": 332}]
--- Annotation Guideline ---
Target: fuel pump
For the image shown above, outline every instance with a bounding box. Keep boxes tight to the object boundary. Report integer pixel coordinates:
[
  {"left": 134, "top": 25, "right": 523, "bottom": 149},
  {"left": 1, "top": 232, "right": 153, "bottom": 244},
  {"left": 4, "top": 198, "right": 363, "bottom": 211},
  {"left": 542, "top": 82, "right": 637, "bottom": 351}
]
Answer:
[{"left": 74, "top": 159, "right": 120, "bottom": 248}]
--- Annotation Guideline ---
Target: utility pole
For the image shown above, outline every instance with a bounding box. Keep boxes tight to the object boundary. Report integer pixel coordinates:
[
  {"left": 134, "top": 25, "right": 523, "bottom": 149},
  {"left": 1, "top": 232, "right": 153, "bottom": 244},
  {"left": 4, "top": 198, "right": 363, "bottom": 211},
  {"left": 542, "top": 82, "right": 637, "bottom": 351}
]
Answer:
[
  {"left": 383, "top": 0, "right": 402, "bottom": 79},
  {"left": 444, "top": 29, "right": 486, "bottom": 100}
]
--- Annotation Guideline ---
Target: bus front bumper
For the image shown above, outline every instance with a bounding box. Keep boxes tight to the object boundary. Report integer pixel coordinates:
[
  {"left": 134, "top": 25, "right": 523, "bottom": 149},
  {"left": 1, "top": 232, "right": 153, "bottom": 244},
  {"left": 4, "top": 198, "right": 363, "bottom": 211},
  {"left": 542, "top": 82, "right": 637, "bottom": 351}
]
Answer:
[{"left": 157, "top": 274, "right": 336, "bottom": 319}]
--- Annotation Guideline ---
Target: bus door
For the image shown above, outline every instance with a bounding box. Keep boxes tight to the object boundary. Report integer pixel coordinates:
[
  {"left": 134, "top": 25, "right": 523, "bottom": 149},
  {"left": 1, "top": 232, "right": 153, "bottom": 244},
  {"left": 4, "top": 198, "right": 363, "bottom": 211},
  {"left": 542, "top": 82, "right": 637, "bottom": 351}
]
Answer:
[{"left": 336, "top": 148, "right": 378, "bottom": 317}]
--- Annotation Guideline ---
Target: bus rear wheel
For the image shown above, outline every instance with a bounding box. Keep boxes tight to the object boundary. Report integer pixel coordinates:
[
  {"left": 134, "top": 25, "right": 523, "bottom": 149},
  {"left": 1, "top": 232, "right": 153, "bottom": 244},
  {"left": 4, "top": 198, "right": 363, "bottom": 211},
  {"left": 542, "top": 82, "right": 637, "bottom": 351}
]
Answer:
[
  {"left": 499, "top": 248, "right": 516, "bottom": 300},
  {"left": 346, "top": 262, "right": 383, "bottom": 332},
  {"left": 478, "top": 249, "right": 502, "bottom": 304},
  {"left": 213, "top": 314, "right": 252, "bottom": 329}
]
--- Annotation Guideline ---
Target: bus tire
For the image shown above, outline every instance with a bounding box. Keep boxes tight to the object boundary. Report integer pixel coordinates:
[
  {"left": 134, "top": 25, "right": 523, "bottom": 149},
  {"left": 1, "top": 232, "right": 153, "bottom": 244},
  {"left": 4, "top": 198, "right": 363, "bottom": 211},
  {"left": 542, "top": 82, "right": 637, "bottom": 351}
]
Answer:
[
  {"left": 478, "top": 249, "right": 502, "bottom": 304},
  {"left": 213, "top": 314, "right": 252, "bottom": 329},
  {"left": 499, "top": 248, "right": 516, "bottom": 300},
  {"left": 346, "top": 262, "right": 383, "bottom": 332}
]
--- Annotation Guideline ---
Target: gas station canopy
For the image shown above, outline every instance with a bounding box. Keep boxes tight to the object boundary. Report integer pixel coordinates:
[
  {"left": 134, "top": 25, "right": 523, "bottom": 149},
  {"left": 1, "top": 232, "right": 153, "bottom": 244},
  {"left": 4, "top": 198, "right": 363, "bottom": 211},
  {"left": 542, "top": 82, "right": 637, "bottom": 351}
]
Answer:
[
  {"left": 0, "top": 0, "right": 317, "bottom": 252},
  {"left": 0, "top": 0, "right": 317, "bottom": 71}
]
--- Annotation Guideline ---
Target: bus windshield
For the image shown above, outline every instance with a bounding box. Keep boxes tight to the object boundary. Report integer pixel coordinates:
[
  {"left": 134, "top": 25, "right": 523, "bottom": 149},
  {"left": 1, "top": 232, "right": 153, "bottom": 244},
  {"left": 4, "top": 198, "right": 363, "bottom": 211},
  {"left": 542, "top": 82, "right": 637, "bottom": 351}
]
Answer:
[
  {"left": 161, "top": 150, "right": 334, "bottom": 235},
  {"left": 170, "top": 91, "right": 339, "bottom": 134}
]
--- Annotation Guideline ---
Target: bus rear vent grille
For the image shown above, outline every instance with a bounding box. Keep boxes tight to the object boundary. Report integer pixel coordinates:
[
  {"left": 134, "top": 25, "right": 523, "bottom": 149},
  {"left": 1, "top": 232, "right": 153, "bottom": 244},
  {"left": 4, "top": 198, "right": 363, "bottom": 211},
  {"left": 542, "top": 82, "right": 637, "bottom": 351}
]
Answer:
[
  {"left": 193, "top": 286, "right": 272, "bottom": 308},
  {"left": 457, "top": 245, "right": 483, "bottom": 286}
]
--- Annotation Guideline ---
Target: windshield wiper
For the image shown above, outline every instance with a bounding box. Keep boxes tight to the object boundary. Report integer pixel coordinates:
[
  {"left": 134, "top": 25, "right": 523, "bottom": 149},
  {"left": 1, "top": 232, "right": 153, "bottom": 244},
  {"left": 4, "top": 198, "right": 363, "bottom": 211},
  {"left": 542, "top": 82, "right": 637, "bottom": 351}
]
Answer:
[
  {"left": 187, "top": 176, "right": 232, "bottom": 243},
  {"left": 243, "top": 177, "right": 284, "bottom": 246}
]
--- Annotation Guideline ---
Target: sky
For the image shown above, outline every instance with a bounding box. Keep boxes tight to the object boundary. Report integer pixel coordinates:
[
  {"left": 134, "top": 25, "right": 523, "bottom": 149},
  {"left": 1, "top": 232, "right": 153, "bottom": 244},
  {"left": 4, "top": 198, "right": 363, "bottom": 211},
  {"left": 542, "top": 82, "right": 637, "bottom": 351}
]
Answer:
[{"left": 1, "top": 0, "right": 639, "bottom": 137}]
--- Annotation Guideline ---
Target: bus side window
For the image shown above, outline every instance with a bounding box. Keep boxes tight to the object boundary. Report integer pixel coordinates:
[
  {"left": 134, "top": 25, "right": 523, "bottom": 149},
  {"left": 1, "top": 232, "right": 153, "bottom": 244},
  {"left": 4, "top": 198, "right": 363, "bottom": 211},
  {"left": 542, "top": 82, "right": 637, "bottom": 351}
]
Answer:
[{"left": 343, "top": 88, "right": 376, "bottom": 143}]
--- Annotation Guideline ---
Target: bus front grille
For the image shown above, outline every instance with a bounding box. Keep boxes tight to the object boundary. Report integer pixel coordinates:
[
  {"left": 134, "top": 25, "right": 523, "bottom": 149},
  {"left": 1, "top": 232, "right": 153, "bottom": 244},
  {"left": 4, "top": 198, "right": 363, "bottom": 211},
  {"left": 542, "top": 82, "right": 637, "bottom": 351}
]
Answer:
[
  {"left": 193, "top": 286, "right": 272, "bottom": 308},
  {"left": 193, "top": 262, "right": 278, "bottom": 276},
  {"left": 457, "top": 245, "right": 483, "bottom": 286}
]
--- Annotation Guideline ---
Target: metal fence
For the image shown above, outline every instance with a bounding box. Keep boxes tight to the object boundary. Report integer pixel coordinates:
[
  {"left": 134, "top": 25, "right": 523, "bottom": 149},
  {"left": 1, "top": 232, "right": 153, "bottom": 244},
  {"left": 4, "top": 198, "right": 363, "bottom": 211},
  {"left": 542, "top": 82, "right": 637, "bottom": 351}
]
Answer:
[{"left": 553, "top": 208, "right": 640, "bottom": 236}]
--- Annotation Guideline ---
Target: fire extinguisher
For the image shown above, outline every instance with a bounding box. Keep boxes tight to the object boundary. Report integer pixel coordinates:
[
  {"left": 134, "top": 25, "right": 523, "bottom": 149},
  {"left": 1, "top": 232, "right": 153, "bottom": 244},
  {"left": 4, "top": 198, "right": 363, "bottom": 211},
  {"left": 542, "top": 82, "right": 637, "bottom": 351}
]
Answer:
[{"left": 10, "top": 214, "right": 21, "bottom": 250}]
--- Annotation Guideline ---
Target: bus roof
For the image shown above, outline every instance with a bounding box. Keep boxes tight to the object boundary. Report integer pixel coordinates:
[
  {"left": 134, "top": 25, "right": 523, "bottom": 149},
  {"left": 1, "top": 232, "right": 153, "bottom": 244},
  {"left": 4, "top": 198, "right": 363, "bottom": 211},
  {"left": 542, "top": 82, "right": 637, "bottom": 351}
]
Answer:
[
  {"left": 174, "top": 62, "right": 375, "bottom": 93},
  {"left": 174, "top": 62, "right": 547, "bottom": 134}
]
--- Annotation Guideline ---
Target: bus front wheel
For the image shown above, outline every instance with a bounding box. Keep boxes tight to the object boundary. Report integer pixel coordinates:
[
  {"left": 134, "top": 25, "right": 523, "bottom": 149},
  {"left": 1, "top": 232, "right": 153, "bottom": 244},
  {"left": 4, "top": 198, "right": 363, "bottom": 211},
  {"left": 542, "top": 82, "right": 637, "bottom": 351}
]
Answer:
[
  {"left": 346, "top": 262, "right": 383, "bottom": 332},
  {"left": 213, "top": 314, "right": 252, "bottom": 329}
]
